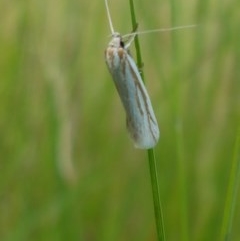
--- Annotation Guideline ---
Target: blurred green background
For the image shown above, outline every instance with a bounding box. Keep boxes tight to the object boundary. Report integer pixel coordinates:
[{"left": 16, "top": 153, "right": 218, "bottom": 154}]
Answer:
[{"left": 0, "top": 0, "right": 239, "bottom": 240}]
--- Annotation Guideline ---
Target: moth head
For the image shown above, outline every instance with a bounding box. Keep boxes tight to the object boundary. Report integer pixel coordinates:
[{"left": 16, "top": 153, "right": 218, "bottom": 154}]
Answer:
[{"left": 109, "top": 32, "right": 125, "bottom": 48}]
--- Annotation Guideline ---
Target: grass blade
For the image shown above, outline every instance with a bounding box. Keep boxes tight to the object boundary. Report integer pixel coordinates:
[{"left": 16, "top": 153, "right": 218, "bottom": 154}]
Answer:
[
  {"left": 128, "top": 1, "right": 166, "bottom": 240},
  {"left": 220, "top": 126, "right": 240, "bottom": 241},
  {"left": 148, "top": 149, "right": 166, "bottom": 241}
]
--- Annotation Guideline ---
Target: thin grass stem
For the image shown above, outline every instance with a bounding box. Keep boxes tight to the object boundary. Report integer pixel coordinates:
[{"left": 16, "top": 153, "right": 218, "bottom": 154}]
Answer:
[
  {"left": 220, "top": 126, "right": 240, "bottom": 241},
  {"left": 147, "top": 149, "right": 166, "bottom": 241},
  {"left": 128, "top": 1, "right": 166, "bottom": 240},
  {"left": 169, "top": 0, "right": 189, "bottom": 239}
]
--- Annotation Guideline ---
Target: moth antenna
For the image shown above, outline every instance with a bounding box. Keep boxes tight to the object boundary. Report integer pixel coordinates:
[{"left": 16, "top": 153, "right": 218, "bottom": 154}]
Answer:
[
  {"left": 123, "top": 24, "right": 197, "bottom": 38},
  {"left": 105, "top": 0, "right": 115, "bottom": 34}
]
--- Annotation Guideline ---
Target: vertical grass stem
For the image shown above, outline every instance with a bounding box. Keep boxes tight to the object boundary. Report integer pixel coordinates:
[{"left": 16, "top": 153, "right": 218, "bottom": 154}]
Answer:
[
  {"left": 128, "top": 1, "right": 166, "bottom": 240},
  {"left": 220, "top": 126, "right": 240, "bottom": 241}
]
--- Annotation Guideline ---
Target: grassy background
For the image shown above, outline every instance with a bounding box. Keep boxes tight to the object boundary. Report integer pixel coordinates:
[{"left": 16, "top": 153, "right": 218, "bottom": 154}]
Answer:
[{"left": 0, "top": 0, "right": 239, "bottom": 240}]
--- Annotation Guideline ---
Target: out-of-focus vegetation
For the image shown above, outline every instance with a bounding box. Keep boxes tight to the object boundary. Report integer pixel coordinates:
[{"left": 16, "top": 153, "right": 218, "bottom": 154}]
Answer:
[{"left": 0, "top": 0, "right": 239, "bottom": 240}]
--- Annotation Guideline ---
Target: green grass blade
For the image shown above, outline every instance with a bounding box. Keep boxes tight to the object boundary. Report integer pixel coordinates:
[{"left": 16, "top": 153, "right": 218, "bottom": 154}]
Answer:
[
  {"left": 169, "top": 0, "right": 189, "bottom": 239},
  {"left": 128, "top": 1, "right": 166, "bottom": 240},
  {"left": 148, "top": 149, "right": 166, "bottom": 241},
  {"left": 220, "top": 126, "right": 240, "bottom": 241},
  {"left": 128, "top": 0, "right": 144, "bottom": 81}
]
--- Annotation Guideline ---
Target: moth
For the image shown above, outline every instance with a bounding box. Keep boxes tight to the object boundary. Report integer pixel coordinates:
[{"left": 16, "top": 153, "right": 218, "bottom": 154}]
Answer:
[
  {"left": 104, "top": 0, "right": 195, "bottom": 149},
  {"left": 104, "top": 0, "right": 159, "bottom": 149}
]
